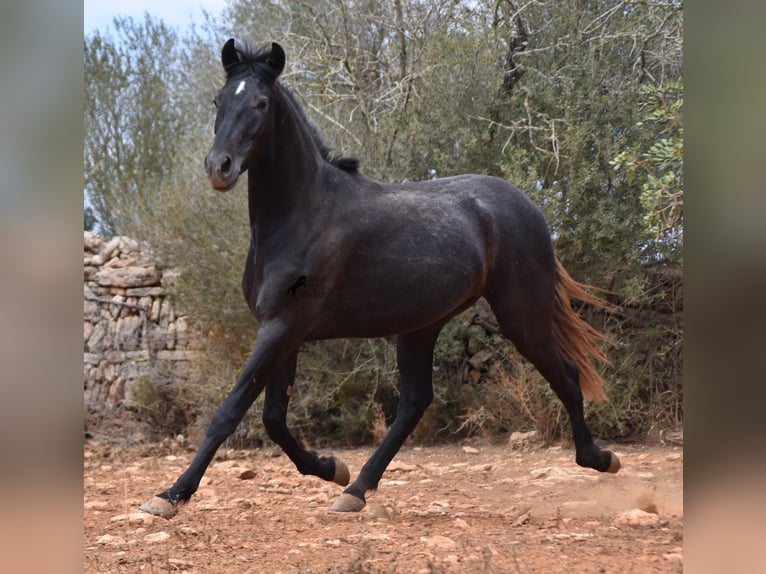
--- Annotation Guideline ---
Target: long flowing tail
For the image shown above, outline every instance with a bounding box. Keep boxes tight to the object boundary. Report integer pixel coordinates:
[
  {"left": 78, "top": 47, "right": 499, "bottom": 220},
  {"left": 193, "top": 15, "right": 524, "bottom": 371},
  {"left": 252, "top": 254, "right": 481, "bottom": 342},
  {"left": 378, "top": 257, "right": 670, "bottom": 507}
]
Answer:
[{"left": 552, "top": 259, "right": 614, "bottom": 401}]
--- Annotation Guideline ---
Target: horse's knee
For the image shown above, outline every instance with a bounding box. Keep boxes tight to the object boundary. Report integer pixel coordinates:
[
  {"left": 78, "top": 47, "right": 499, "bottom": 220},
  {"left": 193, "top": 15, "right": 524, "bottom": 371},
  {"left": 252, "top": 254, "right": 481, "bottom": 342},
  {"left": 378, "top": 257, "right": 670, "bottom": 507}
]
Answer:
[
  {"left": 399, "top": 385, "right": 433, "bottom": 418},
  {"left": 262, "top": 405, "right": 286, "bottom": 442},
  {"left": 208, "top": 407, "right": 240, "bottom": 441}
]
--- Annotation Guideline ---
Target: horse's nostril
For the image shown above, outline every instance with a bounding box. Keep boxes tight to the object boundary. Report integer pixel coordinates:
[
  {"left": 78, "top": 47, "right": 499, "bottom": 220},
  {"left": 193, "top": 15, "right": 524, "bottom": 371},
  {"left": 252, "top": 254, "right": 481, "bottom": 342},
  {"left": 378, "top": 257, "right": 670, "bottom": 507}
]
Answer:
[{"left": 221, "top": 156, "right": 232, "bottom": 174}]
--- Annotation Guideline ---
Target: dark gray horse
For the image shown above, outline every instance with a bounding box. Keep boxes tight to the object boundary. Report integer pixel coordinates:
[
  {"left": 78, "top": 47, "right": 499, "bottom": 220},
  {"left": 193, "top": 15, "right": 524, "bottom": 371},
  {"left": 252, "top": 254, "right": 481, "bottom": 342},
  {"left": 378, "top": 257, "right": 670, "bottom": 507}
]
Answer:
[{"left": 140, "top": 40, "right": 620, "bottom": 519}]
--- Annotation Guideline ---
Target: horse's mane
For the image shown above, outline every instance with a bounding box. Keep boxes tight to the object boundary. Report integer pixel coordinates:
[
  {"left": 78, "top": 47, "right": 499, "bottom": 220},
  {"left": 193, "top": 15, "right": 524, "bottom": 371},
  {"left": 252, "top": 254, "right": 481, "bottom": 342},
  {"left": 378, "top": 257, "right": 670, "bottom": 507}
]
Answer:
[{"left": 227, "top": 42, "right": 360, "bottom": 174}]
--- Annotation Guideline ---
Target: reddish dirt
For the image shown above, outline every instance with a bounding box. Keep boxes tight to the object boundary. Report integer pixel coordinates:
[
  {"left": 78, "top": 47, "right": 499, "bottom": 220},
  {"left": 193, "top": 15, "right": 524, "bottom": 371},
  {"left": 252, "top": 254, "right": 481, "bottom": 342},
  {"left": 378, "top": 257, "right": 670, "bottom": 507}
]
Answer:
[{"left": 84, "top": 439, "right": 682, "bottom": 573}]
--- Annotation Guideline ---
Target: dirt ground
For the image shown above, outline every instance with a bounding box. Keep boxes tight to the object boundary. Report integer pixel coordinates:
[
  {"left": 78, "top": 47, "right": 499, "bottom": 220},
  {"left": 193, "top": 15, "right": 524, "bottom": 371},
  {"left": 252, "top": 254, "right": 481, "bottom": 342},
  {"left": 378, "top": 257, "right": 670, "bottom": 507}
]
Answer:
[{"left": 84, "top": 438, "right": 683, "bottom": 573}]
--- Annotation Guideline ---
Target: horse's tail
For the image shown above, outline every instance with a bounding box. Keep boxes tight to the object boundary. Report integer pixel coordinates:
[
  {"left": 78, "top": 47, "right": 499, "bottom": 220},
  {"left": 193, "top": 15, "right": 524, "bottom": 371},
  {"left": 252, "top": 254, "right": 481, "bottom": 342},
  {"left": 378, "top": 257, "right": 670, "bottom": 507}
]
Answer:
[{"left": 552, "top": 259, "right": 614, "bottom": 401}]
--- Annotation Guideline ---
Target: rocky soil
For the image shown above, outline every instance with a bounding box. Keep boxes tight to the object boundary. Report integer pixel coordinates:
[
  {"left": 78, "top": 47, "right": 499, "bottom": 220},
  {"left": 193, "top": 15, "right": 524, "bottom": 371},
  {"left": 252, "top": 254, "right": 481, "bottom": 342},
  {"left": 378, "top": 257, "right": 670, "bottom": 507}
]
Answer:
[{"left": 84, "top": 438, "right": 682, "bottom": 573}]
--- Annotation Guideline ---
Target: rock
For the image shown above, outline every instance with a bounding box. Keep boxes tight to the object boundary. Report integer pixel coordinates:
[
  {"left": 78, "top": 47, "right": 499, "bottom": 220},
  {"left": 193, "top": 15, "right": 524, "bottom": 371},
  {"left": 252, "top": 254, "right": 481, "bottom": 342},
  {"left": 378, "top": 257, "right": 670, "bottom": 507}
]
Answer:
[
  {"left": 239, "top": 469, "right": 257, "bottom": 480},
  {"left": 614, "top": 508, "right": 662, "bottom": 527},
  {"left": 367, "top": 502, "right": 390, "bottom": 520},
  {"left": 462, "top": 446, "right": 480, "bottom": 454},
  {"left": 513, "top": 512, "right": 530, "bottom": 526},
  {"left": 93, "top": 265, "right": 162, "bottom": 288},
  {"left": 83, "top": 231, "right": 204, "bottom": 415},
  {"left": 96, "top": 534, "right": 124, "bottom": 545},
  {"left": 86, "top": 322, "right": 107, "bottom": 353},
  {"left": 388, "top": 461, "right": 418, "bottom": 472},
  {"left": 84, "top": 231, "right": 102, "bottom": 252},
  {"left": 663, "top": 552, "right": 683, "bottom": 563},
  {"left": 110, "top": 512, "right": 154, "bottom": 525},
  {"left": 422, "top": 535, "right": 457, "bottom": 551},
  {"left": 509, "top": 430, "right": 540, "bottom": 450},
  {"left": 660, "top": 429, "right": 683, "bottom": 446},
  {"left": 144, "top": 531, "right": 171, "bottom": 543}
]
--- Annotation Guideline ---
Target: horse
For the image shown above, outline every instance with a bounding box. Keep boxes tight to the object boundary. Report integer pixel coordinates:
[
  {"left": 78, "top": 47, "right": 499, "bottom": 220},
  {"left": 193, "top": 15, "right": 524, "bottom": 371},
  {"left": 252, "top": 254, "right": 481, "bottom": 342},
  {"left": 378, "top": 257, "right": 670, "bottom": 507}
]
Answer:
[{"left": 140, "top": 39, "right": 620, "bottom": 519}]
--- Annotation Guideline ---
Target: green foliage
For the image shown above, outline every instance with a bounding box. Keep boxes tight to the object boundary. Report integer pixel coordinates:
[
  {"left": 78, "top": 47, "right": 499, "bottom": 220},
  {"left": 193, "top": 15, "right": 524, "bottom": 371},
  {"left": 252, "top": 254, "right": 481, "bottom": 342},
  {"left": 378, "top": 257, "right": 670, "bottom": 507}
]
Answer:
[
  {"left": 84, "top": 16, "right": 185, "bottom": 237},
  {"left": 611, "top": 81, "right": 684, "bottom": 249},
  {"left": 83, "top": 0, "right": 684, "bottom": 447}
]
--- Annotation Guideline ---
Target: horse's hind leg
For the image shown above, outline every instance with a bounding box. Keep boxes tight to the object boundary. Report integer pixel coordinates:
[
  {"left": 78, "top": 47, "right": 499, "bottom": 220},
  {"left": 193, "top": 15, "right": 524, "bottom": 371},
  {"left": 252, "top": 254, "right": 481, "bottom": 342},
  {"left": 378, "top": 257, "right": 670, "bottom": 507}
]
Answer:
[
  {"left": 331, "top": 323, "right": 443, "bottom": 512},
  {"left": 262, "top": 351, "right": 350, "bottom": 486},
  {"left": 487, "top": 294, "right": 618, "bottom": 473}
]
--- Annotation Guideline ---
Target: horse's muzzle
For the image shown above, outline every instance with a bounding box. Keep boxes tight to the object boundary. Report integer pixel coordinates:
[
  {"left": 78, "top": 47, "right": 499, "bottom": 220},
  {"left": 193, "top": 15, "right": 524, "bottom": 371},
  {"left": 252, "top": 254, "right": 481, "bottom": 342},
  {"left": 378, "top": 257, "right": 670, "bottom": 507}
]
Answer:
[{"left": 204, "top": 151, "right": 240, "bottom": 192}]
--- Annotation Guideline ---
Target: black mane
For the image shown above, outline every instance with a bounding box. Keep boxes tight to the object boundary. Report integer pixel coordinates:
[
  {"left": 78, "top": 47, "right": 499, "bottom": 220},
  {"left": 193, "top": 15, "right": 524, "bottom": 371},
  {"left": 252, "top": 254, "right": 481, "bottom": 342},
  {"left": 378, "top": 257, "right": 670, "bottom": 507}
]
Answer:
[{"left": 228, "top": 42, "right": 360, "bottom": 174}]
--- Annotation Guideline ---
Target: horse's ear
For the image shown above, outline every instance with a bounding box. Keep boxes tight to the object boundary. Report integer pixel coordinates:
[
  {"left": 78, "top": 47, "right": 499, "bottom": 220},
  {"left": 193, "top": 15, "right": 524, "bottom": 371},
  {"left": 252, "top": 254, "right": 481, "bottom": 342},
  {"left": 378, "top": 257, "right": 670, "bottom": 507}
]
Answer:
[
  {"left": 221, "top": 38, "right": 240, "bottom": 71},
  {"left": 266, "top": 42, "right": 286, "bottom": 78}
]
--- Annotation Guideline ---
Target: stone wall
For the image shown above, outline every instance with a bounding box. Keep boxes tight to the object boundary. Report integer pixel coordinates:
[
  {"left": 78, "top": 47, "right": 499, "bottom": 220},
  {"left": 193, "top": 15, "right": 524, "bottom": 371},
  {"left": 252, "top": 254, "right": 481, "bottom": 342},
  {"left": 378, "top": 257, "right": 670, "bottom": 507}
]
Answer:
[{"left": 84, "top": 231, "right": 202, "bottom": 415}]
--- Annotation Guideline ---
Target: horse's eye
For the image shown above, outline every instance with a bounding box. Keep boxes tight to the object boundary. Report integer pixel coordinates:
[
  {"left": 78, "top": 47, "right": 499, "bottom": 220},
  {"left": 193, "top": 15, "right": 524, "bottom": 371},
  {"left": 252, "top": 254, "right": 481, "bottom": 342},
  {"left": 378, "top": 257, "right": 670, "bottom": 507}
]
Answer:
[{"left": 255, "top": 98, "right": 268, "bottom": 111}]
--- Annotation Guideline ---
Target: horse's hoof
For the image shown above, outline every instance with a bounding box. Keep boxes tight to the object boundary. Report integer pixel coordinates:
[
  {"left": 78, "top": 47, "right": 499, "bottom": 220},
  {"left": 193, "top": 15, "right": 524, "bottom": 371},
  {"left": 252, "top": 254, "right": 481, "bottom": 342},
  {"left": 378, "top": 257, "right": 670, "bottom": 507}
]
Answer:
[
  {"left": 332, "top": 459, "right": 350, "bottom": 486},
  {"left": 330, "top": 493, "right": 365, "bottom": 512},
  {"left": 139, "top": 496, "right": 179, "bottom": 519},
  {"left": 606, "top": 451, "right": 621, "bottom": 473}
]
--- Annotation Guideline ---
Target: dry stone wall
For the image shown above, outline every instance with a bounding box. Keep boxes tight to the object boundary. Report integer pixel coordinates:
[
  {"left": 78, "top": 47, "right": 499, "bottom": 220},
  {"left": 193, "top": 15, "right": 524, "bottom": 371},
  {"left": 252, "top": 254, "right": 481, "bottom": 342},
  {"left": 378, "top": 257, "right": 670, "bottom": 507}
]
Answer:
[{"left": 84, "top": 231, "right": 202, "bottom": 414}]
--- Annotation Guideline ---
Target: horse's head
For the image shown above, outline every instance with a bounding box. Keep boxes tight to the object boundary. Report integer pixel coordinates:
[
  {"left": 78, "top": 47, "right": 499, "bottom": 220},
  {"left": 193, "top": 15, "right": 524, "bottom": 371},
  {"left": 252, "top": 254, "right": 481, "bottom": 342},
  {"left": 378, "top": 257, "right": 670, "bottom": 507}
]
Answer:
[{"left": 204, "top": 39, "right": 286, "bottom": 192}]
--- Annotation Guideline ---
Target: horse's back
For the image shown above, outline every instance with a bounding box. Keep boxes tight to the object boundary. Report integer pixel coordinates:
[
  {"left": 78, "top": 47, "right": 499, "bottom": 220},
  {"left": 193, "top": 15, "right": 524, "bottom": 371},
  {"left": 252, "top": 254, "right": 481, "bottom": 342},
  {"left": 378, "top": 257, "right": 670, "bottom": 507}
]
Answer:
[
  {"left": 390, "top": 173, "right": 554, "bottom": 260},
  {"left": 398, "top": 173, "right": 558, "bottom": 301}
]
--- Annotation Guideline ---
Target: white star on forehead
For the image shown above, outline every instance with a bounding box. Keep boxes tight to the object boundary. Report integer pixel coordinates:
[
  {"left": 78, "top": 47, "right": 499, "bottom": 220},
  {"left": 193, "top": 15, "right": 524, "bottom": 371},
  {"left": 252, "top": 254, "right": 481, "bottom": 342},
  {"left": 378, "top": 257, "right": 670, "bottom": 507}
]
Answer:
[{"left": 235, "top": 80, "right": 246, "bottom": 95}]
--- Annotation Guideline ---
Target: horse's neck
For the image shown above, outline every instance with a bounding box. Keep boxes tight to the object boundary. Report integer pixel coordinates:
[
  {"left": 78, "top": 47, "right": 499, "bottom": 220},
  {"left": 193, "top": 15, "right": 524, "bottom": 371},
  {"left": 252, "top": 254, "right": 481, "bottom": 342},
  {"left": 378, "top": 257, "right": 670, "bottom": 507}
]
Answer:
[{"left": 247, "top": 95, "right": 324, "bottom": 233}]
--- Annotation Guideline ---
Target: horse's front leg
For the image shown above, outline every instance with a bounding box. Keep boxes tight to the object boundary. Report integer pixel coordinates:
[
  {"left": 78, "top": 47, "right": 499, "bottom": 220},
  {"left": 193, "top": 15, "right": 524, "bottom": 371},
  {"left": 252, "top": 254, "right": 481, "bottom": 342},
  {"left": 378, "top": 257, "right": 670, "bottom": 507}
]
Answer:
[
  {"left": 331, "top": 324, "right": 442, "bottom": 512},
  {"left": 139, "top": 319, "right": 302, "bottom": 518},
  {"left": 262, "top": 351, "right": 350, "bottom": 486}
]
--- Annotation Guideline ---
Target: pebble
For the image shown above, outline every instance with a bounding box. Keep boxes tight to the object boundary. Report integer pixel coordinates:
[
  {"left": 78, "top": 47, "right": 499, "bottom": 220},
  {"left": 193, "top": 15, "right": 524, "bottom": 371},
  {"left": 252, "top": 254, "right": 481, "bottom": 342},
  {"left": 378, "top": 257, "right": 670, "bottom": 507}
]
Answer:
[
  {"left": 388, "top": 461, "right": 418, "bottom": 472},
  {"left": 96, "top": 534, "right": 124, "bottom": 545},
  {"left": 614, "top": 509, "right": 662, "bottom": 527},
  {"left": 462, "top": 446, "right": 480, "bottom": 454},
  {"left": 422, "top": 535, "right": 458, "bottom": 551},
  {"left": 110, "top": 512, "right": 154, "bottom": 525},
  {"left": 367, "top": 502, "right": 391, "bottom": 520},
  {"left": 663, "top": 552, "right": 683, "bottom": 563},
  {"left": 144, "top": 531, "right": 171, "bottom": 543}
]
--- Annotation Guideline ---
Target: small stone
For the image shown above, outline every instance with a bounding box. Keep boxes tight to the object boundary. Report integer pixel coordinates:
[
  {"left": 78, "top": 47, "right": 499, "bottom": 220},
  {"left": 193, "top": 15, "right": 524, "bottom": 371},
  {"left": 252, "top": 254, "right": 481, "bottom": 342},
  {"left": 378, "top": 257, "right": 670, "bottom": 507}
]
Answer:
[
  {"left": 462, "top": 446, "right": 480, "bottom": 454},
  {"left": 454, "top": 518, "right": 469, "bottom": 529},
  {"left": 367, "top": 502, "right": 390, "bottom": 520},
  {"left": 388, "top": 461, "right": 418, "bottom": 472},
  {"left": 110, "top": 512, "right": 154, "bottom": 525},
  {"left": 424, "top": 535, "right": 457, "bottom": 551},
  {"left": 663, "top": 552, "right": 683, "bottom": 563},
  {"left": 144, "top": 531, "right": 171, "bottom": 543},
  {"left": 510, "top": 430, "right": 540, "bottom": 450},
  {"left": 95, "top": 534, "right": 124, "bottom": 545},
  {"left": 239, "top": 469, "right": 257, "bottom": 480},
  {"left": 614, "top": 508, "right": 661, "bottom": 527},
  {"left": 513, "top": 512, "right": 530, "bottom": 526}
]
